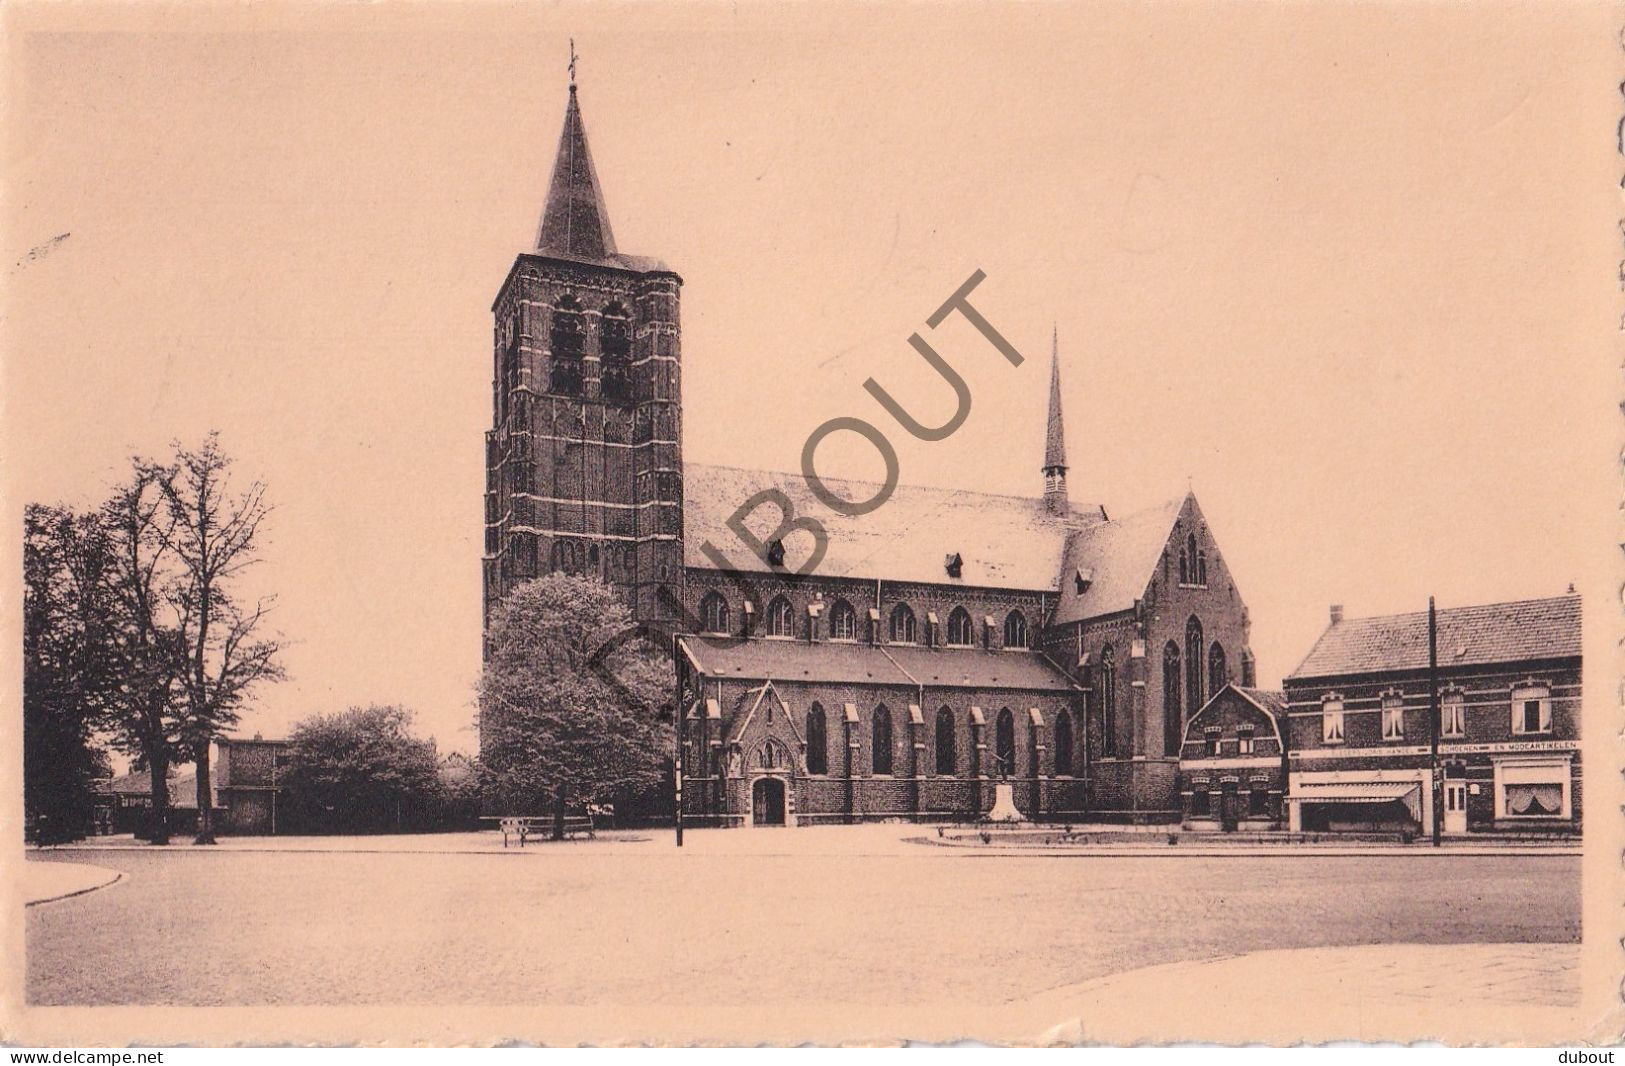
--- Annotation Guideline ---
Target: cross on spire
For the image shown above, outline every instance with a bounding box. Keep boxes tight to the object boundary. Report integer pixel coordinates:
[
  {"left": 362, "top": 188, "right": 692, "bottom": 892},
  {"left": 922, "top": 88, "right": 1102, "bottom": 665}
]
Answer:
[{"left": 568, "top": 39, "right": 578, "bottom": 87}]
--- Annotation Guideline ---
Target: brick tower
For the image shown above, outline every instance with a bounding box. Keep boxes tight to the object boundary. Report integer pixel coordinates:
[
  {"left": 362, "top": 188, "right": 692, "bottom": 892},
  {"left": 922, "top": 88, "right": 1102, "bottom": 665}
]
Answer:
[{"left": 482, "top": 78, "right": 685, "bottom": 634}]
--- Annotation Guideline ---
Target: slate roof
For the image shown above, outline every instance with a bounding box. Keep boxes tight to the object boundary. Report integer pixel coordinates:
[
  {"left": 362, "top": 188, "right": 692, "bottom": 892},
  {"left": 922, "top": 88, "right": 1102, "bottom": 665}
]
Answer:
[
  {"left": 1044, "top": 333, "right": 1067, "bottom": 471},
  {"left": 1049, "top": 496, "right": 1187, "bottom": 624},
  {"left": 1236, "top": 687, "right": 1289, "bottom": 720},
  {"left": 1287, "top": 594, "right": 1581, "bottom": 681},
  {"left": 678, "top": 636, "right": 1078, "bottom": 692},
  {"left": 683, "top": 462, "right": 1106, "bottom": 590},
  {"left": 528, "top": 87, "right": 673, "bottom": 275}
]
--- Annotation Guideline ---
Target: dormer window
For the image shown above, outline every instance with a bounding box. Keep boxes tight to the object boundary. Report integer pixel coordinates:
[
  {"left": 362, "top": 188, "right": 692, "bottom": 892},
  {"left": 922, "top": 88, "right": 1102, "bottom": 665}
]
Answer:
[
  {"left": 766, "top": 539, "right": 786, "bottom": 567},
  {"left": 1074, "top": 567, "right": 1093, "bottom": 594},
  {"left": 944, "top": 553, "right": 963, "bottom": 579}
]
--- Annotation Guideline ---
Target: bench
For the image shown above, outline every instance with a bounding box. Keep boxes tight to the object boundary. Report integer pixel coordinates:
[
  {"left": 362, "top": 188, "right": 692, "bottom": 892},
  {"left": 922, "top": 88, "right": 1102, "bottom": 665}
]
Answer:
[{"left": 483, "top": 814, "right": 595, "bottom": 847}]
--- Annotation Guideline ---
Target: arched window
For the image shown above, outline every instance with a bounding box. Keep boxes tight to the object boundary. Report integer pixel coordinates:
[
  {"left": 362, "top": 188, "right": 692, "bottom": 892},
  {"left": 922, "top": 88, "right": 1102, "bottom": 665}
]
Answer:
[
  {"left": 699, "top": 592, "right": 730, "bottom": 635},
  {"left": 1163, "top": 641, "right": 1183, "bottom": 756},
  {"left": 1054, "top": 710, "right": 1074, "bottom": 776},
  {"left": 1003, "top": 611, "right": 1028, "bottom": 649},
  {"left": 889, "top": 603, "right": 917, "bottom": 643},
  {"left": 1208, "top": 642, "right": 1228, "bottom": 696},
  {"left": 1185, "top": 616, "right": 1205, "bottom": 712},
  {"left": 549, "top": 294, "right": 585, "bottom": 395},
  {"left": 1178, "top": 543, "right": 1190, "bottom": 584},
  {"left": 766, "top": 596, "right": 795, "bottom": 638},
  {"left": 1100, "top": 645, "right": 1118, "bottom": 757},
  {"left": 599, "top": 302, "right": 633, "bottom": 403},
  {"left": 1196, "top": 548, "right": 1208, "bottom": 586},
  {"left": 872, "top": 705, "right": 893, "bottom": 775},
  {"left": 1185, "top": 533, "right": 1199, "bottom": 584},
  {"left": 995, "top": 708, "right": 1016, "bottom": 778},
  {"left": 806, "top": 704, "right": 828, "bottom": 775},
  {"left": 946, "top": 606, "right": 974, "bottom": 646},
  {"left": 759, "top": 739, "right": 785, "bottom": 769},
  {"left": 829, "top": 599, "right": 858, "bottom": 640},
  {"left": 935, "top": 707, "right": 956, "bottom": 774}
]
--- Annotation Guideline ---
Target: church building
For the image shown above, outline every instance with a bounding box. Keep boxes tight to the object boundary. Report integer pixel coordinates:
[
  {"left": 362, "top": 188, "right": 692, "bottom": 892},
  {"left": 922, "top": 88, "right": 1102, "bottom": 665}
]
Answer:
[{"left": 481, "top": 79, "right": 1256, "bottom": 825}]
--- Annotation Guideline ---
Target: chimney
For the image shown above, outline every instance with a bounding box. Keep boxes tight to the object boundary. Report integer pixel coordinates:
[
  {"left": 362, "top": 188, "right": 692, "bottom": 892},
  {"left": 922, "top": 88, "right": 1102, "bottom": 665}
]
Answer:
[{"left": 1329, "top": 604, "right": 1344, "bottom": 624}]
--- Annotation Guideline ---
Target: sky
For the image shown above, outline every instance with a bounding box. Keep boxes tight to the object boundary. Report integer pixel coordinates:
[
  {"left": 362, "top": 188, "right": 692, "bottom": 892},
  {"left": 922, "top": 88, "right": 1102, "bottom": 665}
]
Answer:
[{"left": 5, "top": 2, "right": 1616, "bottom": 755}]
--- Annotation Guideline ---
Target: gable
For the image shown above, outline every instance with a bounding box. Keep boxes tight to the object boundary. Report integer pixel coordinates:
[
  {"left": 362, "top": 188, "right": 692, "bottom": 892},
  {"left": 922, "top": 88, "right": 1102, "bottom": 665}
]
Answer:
[{"left": 1050, "top": 496, "right": 1185, "bottom": 624}]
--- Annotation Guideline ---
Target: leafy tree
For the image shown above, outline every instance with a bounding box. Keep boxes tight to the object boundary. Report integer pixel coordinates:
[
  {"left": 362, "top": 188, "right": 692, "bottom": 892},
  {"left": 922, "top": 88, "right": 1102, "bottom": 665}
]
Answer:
[
  {"left": 279, "top": 705, "right": 443, "bottom": 833},
  {"left": 156, "top": 433, "right": 285, "bottom": 844},
  {"left": 97, "top": 469, "right": 188, "bottom": 843},
  {"left": 478, "top": 573, "right": 673, "bottom": 839},
  {"left": 23, "top": 504, "right": 114, "bottom": 843}
]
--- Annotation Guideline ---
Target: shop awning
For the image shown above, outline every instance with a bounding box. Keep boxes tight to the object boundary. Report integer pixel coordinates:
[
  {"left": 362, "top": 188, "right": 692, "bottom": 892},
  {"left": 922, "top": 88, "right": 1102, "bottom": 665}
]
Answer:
[
  {"left": 1291, "top": 781, "right": 1422, "bottom": 821},
  {"left": 1290, "top": 782, "right": 1419, "bottom": 804}
]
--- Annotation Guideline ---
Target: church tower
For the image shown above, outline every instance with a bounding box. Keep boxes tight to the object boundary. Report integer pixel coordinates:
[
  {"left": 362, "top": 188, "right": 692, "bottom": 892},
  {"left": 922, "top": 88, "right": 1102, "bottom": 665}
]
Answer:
[
  {"left": 1041, "top": 328, "right": 1069, "bottom": 515},
  {"left": 483, "top": 77, "right": 685, "bottom": 633}
]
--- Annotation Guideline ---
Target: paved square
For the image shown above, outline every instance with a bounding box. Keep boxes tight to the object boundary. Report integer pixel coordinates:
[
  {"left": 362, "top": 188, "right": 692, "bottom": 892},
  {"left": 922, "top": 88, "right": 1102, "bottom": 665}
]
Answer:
[{"left": 26, "top": 829, "right": 1580, "bottom": 1011}]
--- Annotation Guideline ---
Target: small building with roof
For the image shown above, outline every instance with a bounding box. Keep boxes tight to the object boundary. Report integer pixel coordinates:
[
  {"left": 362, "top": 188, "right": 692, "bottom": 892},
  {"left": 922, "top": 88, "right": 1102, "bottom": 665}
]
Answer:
[
  {"left": 1282, "top": 593, "right": 1581, "bottom": 837},
  {"left": 1177, "top": 684, "right": 1289, "bottom": 831}
]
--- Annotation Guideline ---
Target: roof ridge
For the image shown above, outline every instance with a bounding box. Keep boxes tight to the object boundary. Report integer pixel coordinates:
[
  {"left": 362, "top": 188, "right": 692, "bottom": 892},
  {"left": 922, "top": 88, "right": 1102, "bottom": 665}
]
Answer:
[{"left": 1335, "top": 592, "right": 1580, "bottom": 626}]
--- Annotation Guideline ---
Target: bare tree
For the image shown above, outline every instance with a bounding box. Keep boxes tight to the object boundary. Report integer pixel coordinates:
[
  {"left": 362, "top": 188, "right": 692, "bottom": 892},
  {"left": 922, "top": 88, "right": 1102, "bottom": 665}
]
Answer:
[{"left": 157, "top": 433, "right": 285, "bottom": 845}]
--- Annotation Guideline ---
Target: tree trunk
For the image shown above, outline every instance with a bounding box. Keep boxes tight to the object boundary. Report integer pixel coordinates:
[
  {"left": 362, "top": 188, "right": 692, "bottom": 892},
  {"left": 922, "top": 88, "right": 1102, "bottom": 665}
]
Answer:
[
  {"left": 552, "top": 790, "right": 566, "bottom": 841},
  {"left": 193, "top": 741, "right": 216, "bottom": 844},
  {"left": 147, "top": 738, "right": 170, "bottom": 846}
]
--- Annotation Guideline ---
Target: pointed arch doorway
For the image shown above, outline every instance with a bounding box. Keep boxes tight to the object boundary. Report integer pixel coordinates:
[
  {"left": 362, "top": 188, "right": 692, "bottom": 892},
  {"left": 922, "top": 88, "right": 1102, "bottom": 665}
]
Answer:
[{"left": 752, "top": 777, "right": 787, "bottom": 826}]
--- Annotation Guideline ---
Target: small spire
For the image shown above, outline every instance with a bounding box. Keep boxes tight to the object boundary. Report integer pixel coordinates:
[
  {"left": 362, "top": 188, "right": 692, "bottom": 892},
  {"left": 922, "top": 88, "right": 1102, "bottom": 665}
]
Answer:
[
  {"left": 1042, "top": 325, "right": 1069, "bottom": 515},
  {"left": 535, "top": 56, "right": 617, "bottom": 262},
  {"left": 1043, "top": 326, "right": 1067, "bottom": 473}
]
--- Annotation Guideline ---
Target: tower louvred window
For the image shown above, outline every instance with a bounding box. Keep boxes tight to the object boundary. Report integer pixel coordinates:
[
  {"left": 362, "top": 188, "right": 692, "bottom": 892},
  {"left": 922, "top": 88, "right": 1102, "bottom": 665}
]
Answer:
[
  {"left": 600, "top": 303, "right": 633, "bottom": 403},
  {"left": 549, "top": 295, "right": 585, "bottom": 396}
]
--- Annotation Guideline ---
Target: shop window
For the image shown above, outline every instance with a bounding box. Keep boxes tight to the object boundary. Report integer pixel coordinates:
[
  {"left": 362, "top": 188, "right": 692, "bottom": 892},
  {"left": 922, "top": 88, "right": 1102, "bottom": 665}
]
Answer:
[{"left": 1503, "top": 783, "right": 1563, "bottom": 817}]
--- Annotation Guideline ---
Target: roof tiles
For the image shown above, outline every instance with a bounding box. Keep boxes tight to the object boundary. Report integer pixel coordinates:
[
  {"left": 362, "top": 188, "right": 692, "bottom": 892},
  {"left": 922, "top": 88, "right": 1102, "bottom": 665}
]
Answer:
[{"left": 1287, "top": 594, "right": 1580, "bottom": 681}]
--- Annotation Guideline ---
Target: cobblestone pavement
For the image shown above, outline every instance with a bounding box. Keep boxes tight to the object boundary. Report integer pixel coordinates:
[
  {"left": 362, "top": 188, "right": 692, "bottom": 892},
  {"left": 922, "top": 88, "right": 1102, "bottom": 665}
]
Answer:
[{"left": 1007, "top": 942, "right": 1596, "bottom": 1045}]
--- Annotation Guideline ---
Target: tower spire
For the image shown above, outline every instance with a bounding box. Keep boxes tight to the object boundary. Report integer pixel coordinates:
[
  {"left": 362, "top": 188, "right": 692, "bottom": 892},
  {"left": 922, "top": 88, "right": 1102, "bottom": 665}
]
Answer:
[
  {"left": 535, "top": 60, "right": 617, "bottom": 262},
  {"left": 1042, "top": 326, "right": 1069, "bottom": 515}
]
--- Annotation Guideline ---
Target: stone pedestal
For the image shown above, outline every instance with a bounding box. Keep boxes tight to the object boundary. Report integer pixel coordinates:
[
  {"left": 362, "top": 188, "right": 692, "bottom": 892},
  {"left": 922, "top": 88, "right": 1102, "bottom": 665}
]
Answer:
[{"left": 987, "top": 782, "right": 1023, "bottom": 822}]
